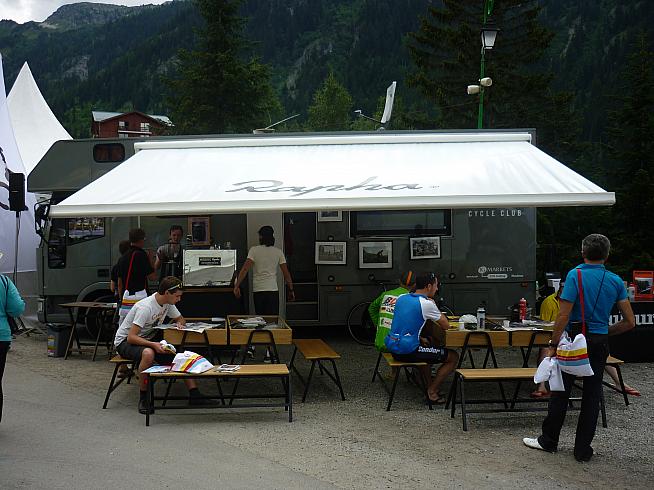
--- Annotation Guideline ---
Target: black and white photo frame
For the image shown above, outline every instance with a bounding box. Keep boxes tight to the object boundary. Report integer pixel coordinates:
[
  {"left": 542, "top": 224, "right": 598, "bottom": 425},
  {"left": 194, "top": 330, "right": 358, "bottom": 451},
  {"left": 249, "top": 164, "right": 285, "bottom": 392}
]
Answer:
[
  {"left": 409, "top": 236, "right": 441, "bottom": 259},
  {"left": 315, "top": 241, "right": 347, "bottom": 265},
  {"left": 358, "top": 241, "right": 393, "bottom": 269},
  {"left": 317, "top": 210, "right": 343, "bottom": 222}
]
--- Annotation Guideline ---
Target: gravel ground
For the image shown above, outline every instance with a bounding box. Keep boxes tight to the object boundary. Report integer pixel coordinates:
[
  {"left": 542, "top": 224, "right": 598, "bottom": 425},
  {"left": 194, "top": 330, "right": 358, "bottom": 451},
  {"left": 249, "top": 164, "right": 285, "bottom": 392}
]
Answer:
[{"left": 2, "top": 323, "right": 652, "bottom": 489}]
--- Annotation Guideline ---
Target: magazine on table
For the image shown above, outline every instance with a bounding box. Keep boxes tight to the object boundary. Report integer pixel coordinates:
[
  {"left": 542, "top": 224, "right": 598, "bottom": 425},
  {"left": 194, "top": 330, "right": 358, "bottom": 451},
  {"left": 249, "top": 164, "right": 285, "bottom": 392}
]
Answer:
[
  {"left": 502, "top": 319, "right": 554, "bottom": 331},
  {"left": 142, "top": 365, "right": 172, "bottom": 374},
  {"left": 154, "top": 322, "right": 218, "bottom": 333},
  {"left": 234, "top": 317, "right": 280, "bottom": 329},
  {"left": 214, "top": 364, "right": 241, "bottom": 372}
]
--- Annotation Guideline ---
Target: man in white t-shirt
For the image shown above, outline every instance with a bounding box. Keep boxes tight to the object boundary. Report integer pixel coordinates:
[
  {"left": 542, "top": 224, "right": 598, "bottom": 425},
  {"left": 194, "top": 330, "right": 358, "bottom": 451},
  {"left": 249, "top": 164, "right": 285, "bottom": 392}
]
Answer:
[
  {"left": 233, "top": 226, "right": 294, "bottom": 361},
  {"left": 114, "top": 276, "right": 207, "bottom": 414}
]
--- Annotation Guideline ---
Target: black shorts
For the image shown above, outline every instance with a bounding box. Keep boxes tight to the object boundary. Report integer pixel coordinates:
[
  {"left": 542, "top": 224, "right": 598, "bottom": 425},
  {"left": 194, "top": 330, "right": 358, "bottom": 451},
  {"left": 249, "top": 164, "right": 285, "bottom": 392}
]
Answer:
[
  {"left": 115, "top": 337, "right": 174, "bottom": 366},
  {"left": 393, "top": 345, "right": 449, "bottom": 364}
]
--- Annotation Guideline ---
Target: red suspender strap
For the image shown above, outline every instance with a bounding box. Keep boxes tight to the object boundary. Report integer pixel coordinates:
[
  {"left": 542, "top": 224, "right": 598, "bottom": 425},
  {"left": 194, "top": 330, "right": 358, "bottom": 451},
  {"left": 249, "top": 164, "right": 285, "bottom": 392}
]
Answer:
[
  {"left": 124, "top": 251, "right": 136, "bottom": 294},
  {"left": 577, "top": 268, "right": 586, "bottom": 335}
]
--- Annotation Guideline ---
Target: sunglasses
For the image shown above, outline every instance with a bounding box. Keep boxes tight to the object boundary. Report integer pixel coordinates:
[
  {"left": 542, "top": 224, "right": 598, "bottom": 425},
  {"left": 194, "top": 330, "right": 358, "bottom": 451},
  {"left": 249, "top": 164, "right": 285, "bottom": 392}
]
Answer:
[{"left": 166, "top": 283, "right": 182, "bottom": 293}]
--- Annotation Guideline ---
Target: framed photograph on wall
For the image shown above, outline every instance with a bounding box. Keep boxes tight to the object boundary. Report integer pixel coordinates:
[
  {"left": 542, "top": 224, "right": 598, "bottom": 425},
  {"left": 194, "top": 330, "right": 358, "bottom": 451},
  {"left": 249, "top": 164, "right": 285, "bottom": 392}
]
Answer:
[
  {"left": 315, "top": 241, "right": 347, "bottom": 265},
  {"left": 317, "top": 210, "right": 343, "bottom": 222},
  {"left": 410, "top": 236, "right": 441, "bottom": 260},
  {"left": 358, "top": 241, "right": 393, "bottom": 269},
  {"left": 187, "top": 216, "right": 211, "bottom": 247}
]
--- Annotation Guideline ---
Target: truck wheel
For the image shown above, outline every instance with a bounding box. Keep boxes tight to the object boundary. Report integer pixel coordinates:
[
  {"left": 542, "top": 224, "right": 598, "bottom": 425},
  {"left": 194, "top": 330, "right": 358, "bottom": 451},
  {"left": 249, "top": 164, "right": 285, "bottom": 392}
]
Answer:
[{"left": 83, "top": 293, "right": 115, "bottom": 340}]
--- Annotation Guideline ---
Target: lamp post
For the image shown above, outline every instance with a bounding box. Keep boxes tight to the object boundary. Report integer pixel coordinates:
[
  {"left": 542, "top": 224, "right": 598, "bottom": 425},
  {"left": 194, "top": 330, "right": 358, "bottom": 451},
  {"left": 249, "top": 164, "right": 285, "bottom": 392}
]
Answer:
[{"left": 476, "top": 0, "right": 499, "bottom": 129}]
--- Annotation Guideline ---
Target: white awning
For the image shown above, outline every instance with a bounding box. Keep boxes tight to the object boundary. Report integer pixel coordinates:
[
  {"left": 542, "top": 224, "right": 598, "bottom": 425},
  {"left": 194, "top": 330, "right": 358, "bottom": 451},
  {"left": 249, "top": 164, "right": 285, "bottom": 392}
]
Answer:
[{"left": 49, "top": 132, "right": 615, "bottom": 218}]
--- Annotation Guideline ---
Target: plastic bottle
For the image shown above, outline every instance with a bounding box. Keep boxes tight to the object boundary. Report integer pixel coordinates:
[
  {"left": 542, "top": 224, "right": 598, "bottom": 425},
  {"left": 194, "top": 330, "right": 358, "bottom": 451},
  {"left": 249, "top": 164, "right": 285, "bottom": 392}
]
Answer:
[
  {"left": 476, "top": 305, "right": 486, "bottom": 330},
  {"left": 628, "top": 284, "right": 636, "bottom": 302},
  {"left": 519, "top": 297, "right": 527, "bottom": 321}
]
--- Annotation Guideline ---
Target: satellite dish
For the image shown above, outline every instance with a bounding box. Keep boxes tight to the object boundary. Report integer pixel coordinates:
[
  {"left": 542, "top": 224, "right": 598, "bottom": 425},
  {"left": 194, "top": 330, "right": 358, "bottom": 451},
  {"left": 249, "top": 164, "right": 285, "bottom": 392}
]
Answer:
[{"left": 380, "top": 81, "right": 396, "bottom": 124}]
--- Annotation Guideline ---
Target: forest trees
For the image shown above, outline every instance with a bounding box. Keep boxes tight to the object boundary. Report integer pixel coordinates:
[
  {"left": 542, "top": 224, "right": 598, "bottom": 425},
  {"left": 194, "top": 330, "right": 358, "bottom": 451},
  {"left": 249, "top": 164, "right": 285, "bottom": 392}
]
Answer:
[
  {"left": 166, "top": 0, "right": 279, "bottom": 134},
  {"left": 407, "top": 0, "right": 555, "bottom": 131},
  {"left": 604, "top": 36, "right": 654, "bottom": 275},
  {"left": 306, "top": 72, "right": 353, "bottom": 131}
]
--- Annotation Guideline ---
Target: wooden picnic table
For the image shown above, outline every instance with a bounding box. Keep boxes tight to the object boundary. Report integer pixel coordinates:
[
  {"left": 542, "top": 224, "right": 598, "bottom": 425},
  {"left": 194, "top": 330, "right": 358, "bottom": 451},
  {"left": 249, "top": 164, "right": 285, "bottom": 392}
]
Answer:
[{"left": 59, "top": 301, "right": 117, "bottom": 361}]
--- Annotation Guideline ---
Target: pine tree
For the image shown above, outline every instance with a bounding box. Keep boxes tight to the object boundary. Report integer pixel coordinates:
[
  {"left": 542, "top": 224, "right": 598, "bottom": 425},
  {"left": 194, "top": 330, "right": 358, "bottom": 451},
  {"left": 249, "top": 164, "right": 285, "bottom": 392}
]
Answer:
[
  {"left": 603, "top": 35, "right": 654, "bottom": 275},
  {"left": 306, "top": 72, "right": 353, "bottom": 131},
  {"left": 407, "top": 0, "right": 553, "bottom": 130},
  {"left": 166, "top": 0, "right": 279, "bottom": 134}
]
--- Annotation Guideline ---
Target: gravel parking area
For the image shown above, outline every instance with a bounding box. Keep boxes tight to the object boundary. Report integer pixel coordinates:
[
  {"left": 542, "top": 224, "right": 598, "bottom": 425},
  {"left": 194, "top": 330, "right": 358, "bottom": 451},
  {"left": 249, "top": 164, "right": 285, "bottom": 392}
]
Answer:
[{"left": 2, "top": 324, "right": 652, "bottom": 489}]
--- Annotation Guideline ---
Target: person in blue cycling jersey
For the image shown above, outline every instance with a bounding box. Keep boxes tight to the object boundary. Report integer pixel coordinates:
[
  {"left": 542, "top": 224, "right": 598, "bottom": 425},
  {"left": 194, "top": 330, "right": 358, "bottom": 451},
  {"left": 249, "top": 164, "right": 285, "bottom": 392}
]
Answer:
[{"left": 385, "top": 272, "right": 458, "bottom": 404}]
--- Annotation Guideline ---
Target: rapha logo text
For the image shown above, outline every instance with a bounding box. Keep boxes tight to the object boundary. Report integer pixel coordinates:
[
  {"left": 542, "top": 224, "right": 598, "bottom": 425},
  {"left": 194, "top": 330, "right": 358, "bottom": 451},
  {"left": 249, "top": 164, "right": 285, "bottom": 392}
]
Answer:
[{"left": 226, "top": 177, "right": 426, "bottom": 197}]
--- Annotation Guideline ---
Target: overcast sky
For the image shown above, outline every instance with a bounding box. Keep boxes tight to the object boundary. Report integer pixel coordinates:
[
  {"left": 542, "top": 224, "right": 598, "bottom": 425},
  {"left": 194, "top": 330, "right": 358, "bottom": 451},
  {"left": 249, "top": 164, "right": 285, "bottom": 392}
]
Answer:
[{"left": 0, "top": 1, "right": 170, "bottom": 24}]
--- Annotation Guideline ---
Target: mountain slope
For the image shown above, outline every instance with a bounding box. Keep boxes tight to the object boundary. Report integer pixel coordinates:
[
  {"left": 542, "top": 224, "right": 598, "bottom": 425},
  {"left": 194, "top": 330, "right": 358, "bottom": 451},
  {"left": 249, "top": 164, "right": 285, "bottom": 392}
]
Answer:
[
  {"left": 0, "top": 0, "right": 651, "bottom": 139},
  {"left": 40, "top": 2, "right": 143, "bottom": 30}
]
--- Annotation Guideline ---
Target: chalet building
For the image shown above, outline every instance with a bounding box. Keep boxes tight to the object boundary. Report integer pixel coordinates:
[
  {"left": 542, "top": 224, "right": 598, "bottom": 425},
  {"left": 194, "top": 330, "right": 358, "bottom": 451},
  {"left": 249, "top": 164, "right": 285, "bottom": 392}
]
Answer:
[{"left": 91, "top": 110, "right": 173, "bottom": 138}]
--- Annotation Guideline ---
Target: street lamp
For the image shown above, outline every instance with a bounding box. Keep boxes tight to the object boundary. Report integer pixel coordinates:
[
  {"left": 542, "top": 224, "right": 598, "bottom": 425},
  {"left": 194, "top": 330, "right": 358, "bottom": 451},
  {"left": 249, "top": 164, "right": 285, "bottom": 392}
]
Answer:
[
  {"left": 468, "top": 0, "right": 499, "bottom": 129},
  {"left": 481, "top": 17, "right": 499, "bottom": 51}
]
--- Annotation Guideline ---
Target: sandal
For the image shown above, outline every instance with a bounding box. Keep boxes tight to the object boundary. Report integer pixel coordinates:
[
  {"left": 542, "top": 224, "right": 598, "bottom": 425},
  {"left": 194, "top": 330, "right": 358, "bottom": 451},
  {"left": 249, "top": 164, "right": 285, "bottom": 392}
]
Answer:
[
  {"left": 624, "top": 386, "right": 641, "bottom": 397},
  {"left": 425, "top": 395, "right": 446, "bottom": 405}
]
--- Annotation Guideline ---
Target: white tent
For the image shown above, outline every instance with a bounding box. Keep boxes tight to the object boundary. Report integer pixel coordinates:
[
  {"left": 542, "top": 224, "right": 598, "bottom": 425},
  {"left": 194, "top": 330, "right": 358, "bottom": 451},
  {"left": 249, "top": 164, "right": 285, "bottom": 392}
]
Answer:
[
  {"left": 8, "top": 62, "right": 72, "bottom": 176},
  {"left": 0, "top": 55, "right": 40, "bottom": 273},
  {"left": 49, "top": 132, "right": 614, "bottom": 218}
]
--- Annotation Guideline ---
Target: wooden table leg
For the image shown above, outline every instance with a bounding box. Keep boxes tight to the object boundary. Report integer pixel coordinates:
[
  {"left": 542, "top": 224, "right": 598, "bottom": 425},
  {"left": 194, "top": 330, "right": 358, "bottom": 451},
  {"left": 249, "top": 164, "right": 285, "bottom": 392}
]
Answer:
[{"left": 64, "top": 308, "right": 78, "bottom": 360}]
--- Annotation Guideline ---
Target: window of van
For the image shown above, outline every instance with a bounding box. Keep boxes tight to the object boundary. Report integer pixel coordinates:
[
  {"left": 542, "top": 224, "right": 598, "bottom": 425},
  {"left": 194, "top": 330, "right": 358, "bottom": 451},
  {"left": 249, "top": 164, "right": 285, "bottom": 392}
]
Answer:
[
  {"left": 67, "top": 218, "right": 105, "bottom": 245},
  {"left": 47, "top": 219, "right": 67, "bottom": 269},
  {"left": 350, "top": 210, "right": 451, "bottom": 237},
  {"left": 93, "top": 143, "right": 125, "bottom": 162},
  {"left": 47, "top": 217, "right": 106, "bottom": 269}
]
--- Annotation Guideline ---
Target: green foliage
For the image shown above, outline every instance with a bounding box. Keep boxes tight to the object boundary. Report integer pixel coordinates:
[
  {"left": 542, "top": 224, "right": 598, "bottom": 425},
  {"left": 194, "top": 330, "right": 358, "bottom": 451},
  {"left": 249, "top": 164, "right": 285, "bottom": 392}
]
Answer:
[
  {"left": 602, "top": 35, "right": 654, "bottom": 275},
  {"left": 306, "top": 72, "right": 353, "bottom": 131},
  {"left": 1, "top": 0, "right": 653, "bottom": 278},
  {"left": 165, "top": 0, "right": 280, "bottom": 134},
  {"left": 407, "top": 0, "right": 554, "bottom": 129},
  {"left": 60, "top": 99, "right": 94, "bottom": 138}
]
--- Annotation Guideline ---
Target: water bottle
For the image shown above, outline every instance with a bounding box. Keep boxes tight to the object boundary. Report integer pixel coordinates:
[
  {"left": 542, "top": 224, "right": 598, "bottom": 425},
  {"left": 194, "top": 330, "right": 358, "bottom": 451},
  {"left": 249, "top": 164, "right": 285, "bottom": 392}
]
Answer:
[
  {"left": 476, "top": 306, "right": 486, "bottom": 330},
  {"left": 519, "top": 297, "right": 527, "bottom": 321},
  {"left": 627, "top": 284, "right": 636, "bottom": 302}
]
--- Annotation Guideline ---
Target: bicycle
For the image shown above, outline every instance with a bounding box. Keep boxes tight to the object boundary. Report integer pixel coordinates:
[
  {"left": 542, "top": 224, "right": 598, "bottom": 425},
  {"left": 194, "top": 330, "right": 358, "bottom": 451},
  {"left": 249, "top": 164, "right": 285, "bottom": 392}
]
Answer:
[{"left": 346, "top": 282, "right": 388, "bottom": 345}]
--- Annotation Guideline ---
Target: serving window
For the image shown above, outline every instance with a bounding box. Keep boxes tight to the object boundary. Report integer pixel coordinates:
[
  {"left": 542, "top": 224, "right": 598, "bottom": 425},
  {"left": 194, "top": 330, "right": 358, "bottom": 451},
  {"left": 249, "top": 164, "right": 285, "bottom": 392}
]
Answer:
[{"left": 350, "top": 209, "right": 451, "bottom": 237}]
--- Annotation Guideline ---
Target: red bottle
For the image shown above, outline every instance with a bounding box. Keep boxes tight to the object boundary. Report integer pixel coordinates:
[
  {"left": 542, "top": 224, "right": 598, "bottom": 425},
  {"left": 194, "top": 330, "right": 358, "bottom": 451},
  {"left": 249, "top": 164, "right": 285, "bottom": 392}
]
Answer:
[{"left": 519, "top": 297, "right": 527, "bottom": 321}]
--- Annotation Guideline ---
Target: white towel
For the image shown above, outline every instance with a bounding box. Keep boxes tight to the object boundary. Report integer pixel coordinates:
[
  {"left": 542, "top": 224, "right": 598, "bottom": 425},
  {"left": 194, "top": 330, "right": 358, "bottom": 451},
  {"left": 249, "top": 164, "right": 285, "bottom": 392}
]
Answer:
[{"left": 534, "top": 356, "right": 564, "bottom": 391}]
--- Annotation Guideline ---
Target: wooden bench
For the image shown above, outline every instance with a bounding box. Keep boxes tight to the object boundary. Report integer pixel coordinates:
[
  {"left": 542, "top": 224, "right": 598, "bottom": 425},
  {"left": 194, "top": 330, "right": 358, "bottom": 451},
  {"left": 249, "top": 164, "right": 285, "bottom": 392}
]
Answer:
[
  {"left": 451, "top": 368, "right": 608, "bottom": 431},
  {"left": 146, "top": 364, "right": 292, "bottom": 426},
  {"left": 289, "top": 339, "right": 345, "bottom": 402},
  {"left": 372, "top": 352, "right": 432, "bottom": 411},
  {"left": 102, "top": 355, "right": 135, "bottom": 409},
  {"left": 604, "top": 355, "right": 629, "bottom": 406},
  {"left": 452, "top": 368, "right": 540, "bottom": 431}
]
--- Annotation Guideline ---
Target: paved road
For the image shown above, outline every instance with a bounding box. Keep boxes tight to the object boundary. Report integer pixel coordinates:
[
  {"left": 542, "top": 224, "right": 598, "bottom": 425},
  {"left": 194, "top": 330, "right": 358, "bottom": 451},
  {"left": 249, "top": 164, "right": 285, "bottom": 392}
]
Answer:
[
  {"left": 0, "top": 361, "right": 335, "bottom": 490},
  {"left": 2, "top": 334, "right": 653, "bottom": 489}
]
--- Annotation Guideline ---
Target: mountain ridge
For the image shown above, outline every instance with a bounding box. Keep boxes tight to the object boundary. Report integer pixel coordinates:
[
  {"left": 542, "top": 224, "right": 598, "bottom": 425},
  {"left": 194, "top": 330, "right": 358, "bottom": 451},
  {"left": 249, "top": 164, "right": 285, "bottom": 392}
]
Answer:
[{"left": 0, "top": 0, "right": 651, "bottom": 140}]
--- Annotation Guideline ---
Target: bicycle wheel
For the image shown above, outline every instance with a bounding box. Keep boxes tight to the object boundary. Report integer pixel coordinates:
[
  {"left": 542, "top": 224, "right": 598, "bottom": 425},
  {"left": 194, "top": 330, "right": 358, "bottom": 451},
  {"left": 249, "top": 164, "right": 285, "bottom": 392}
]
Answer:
[{"left": 347, "top": 301, "right": 376, "bottom": 345}]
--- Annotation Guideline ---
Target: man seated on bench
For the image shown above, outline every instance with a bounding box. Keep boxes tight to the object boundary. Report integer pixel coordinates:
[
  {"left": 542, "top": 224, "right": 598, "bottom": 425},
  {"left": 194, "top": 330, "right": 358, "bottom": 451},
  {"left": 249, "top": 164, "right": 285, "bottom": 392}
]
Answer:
[
  {"left": 113, "top": 276, "right": 208, "bottom": 414},
  {"left": 384, "top": 272, "right": 458, "bottom": 404}
]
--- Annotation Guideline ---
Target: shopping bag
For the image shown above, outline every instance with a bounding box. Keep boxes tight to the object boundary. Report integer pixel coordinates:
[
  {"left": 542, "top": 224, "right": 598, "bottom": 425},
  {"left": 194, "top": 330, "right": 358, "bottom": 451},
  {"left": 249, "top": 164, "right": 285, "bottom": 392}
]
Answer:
[
  {"left": 171, "top": 351, "right": 214, "bottom": 374},
  {"left": 119, "top": 289, "right": 147, "bottom": 318},
  {"left": 556, "top": 332, "right": 593, "bottom": 377}
]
